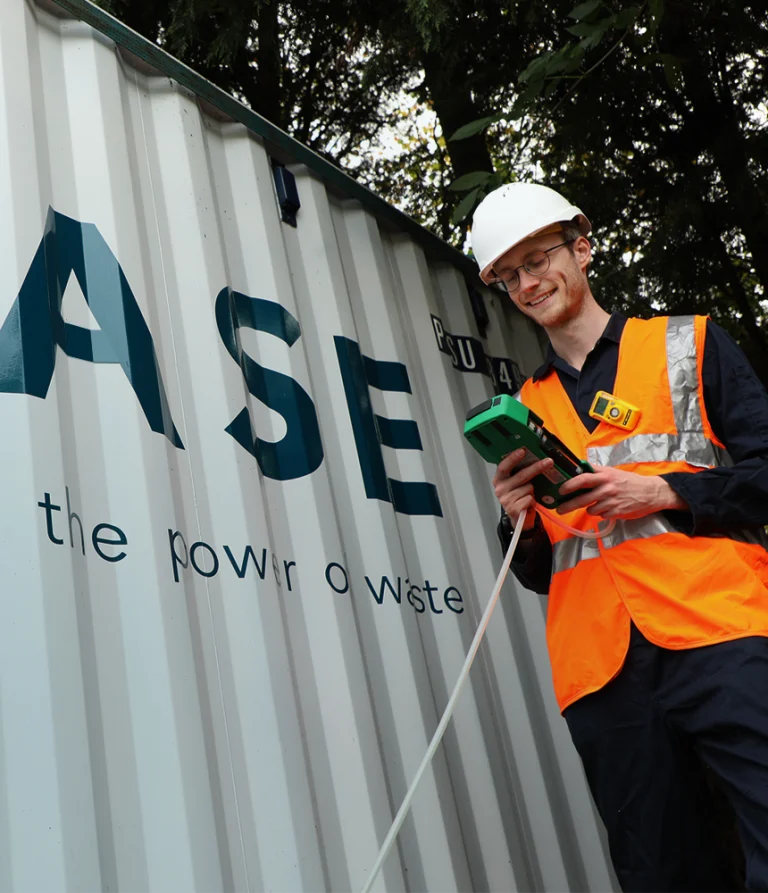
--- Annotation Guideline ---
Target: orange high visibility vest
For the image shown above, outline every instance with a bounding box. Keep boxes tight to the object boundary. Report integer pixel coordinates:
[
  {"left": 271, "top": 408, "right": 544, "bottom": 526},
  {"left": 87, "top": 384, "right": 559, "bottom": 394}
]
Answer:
[{"left": 520, "top": 315, "right": 768, "bottom": 712}]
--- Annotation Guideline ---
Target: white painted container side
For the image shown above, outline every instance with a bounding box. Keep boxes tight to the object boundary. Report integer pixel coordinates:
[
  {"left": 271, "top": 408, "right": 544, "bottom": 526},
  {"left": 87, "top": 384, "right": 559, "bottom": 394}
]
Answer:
[{"left": 0, "top": 1, "right": 616, "bottom": 890}]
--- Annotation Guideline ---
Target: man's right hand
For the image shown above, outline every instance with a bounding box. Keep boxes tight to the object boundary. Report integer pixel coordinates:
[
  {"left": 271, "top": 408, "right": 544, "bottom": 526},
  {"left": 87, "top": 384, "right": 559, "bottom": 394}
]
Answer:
[{"left": 492, "top": 450, "right": 554, "bottom": 530}]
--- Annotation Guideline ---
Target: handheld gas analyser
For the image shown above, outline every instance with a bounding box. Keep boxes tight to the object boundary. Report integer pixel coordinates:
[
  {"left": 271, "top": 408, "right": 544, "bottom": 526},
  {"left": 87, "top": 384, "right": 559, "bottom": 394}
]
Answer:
[{"left": 463, "top": 394, "right": 594, "bottom": 507}]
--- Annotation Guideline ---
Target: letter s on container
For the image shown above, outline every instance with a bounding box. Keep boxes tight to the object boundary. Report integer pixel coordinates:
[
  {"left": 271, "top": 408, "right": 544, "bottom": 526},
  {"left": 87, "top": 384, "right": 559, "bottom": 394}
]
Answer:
[{"left": 215, "top": 288, "right": 324, "bottom": 480}]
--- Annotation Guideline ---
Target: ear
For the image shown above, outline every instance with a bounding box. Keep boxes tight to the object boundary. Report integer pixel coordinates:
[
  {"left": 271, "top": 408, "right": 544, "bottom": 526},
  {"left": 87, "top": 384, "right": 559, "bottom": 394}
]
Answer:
[{"left": 572, "top": 235, "right": 592, "bottom": 272}]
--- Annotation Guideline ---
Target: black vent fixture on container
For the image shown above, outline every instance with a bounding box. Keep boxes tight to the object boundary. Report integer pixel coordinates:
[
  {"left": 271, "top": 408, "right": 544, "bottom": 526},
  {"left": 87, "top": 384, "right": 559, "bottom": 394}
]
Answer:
[{"left": 272, "top": 163, "right": 301, "bottom": 227}]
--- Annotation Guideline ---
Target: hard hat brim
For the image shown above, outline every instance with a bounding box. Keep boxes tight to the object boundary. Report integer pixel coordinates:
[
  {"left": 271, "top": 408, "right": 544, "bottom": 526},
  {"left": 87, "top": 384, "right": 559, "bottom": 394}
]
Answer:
[{"left": 479, "top": 213, "right": 591, "bottom": 285}]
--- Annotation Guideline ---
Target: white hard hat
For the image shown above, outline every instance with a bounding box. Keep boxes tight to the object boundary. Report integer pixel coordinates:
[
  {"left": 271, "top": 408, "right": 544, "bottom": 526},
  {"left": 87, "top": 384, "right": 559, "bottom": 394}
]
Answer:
[{"left": 471, "top": 183, "right": 591, "bottom": 284}]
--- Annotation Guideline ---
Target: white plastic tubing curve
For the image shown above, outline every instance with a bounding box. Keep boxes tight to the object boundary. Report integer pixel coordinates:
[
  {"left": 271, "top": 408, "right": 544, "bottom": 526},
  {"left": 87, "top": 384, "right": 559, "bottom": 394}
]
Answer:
[
  {"left": 359, "top": 511, "right": 528, "bottom": 893},
  {"left": 359, "top": 505, "right": 616, "bottom": 892}
]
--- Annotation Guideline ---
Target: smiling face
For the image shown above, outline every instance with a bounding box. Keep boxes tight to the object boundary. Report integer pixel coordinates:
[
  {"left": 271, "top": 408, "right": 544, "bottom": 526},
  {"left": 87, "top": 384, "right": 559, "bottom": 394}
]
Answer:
[{"left": 492, "top": 229, "right": 593, "bottom": 331}]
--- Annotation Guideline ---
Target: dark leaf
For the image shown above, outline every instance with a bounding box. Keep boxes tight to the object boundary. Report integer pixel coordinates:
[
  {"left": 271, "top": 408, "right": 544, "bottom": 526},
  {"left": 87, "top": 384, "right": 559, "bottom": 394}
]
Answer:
[
  {"left": 451, "top": 188, "right": 480, "bottom": 224},
  {"left": 613, "top": 6, "right": 640, "bottom": 29},
  {"left": 449, "top": 114, "right": 502, "bottom": 141},
  {"left": 518, "top": 51, "right": 553, "bottom": 84},
  {"left": 448, "top": 170, "right": 494, "bottom": 191},
  {"left": 579, "top": 30, "right": 604, "bottom": 50},
  {"left": 567, "top": 0, "right": 603, "bottom": 22},
  {"left": 547, "top": 45, "right": 579, "bottom": 75},
  {"left": 660, "top": 52, "right": 684, "bottom": 91},
  {"left": 649, "top": 0, "right": 665, "bottom": 33},
  {"left": 566, "top": 23, "right": 600, "bottom": 38}
]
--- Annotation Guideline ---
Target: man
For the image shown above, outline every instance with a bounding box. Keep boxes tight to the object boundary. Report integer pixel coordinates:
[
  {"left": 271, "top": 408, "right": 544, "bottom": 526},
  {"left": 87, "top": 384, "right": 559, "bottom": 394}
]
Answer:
[{"left": 471, "top": 182, "right": 768, "bottom": 892}]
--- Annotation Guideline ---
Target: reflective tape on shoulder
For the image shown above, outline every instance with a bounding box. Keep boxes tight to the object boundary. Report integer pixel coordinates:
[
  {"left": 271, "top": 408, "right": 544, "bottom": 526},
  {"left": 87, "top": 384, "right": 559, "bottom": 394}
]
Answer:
[
  {"left": 587, "top": 432, "right": 718, "bottom": 468},
  {"left": 666, "top": 315, "right": 702, "bottom": 438}
]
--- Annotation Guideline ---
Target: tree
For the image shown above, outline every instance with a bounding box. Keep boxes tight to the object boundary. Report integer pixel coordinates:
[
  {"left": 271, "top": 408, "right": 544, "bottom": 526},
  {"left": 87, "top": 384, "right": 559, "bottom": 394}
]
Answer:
[
  {"left": 94, "top": 0, "right": 768, "bottom": 383},
  {"left": 97, "top": 0, "right": 412, "bottom": 168},
  {"left": 94, "top": 0, "right": 549, "bottom": 241},
  {"left": 509, "top": 0, "right": 768, "bottom": 379}
]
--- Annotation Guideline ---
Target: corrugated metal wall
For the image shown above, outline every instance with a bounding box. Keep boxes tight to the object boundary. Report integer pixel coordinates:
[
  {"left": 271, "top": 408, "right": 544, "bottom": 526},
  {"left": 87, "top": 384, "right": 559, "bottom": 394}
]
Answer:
[{"left": 0, "top": 1, "right": 616, "bottom": 890}]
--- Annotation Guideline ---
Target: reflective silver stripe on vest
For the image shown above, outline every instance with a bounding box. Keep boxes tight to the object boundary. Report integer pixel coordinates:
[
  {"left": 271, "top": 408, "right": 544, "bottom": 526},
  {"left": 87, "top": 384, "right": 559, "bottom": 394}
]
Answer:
[
  {"left": 666, "top": 315, "right": 702, "bottom": 437},
  {"left": 600, "top": 515, "right": 675, "bottom": 551},
  {"left": 552, "top": 516, "right": 673, "bottom": 572},
  {"left": 587, "top": 432, "right": 716, "bottom": 468},
  {"left": 552, "top": 514, "right": 768, "bottom": 573},
  {"left": 552, "top": 534, "right": 600, "bottom": 574},
  {"left": 587, "top": 317, "right": 719, "bottom": 469}
]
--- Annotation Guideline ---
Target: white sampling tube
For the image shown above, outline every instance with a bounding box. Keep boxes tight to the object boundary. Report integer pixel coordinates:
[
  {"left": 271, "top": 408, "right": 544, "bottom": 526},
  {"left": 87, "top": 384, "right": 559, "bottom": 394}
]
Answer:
[
  {"left": 359, "top": 506, "right": 615, "bottom": 893},
  {"left": 359, "top": 510, "right": 528, "bottom": 893},
  {"left": 543, "top": 510, "right": 616, "bottom": 539}
]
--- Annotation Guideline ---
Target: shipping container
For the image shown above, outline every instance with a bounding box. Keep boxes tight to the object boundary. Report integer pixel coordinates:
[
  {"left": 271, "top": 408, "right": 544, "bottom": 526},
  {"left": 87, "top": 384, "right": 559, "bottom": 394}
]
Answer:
[{"left": 0, "top": 0, "right": 616, "bottom": 889}]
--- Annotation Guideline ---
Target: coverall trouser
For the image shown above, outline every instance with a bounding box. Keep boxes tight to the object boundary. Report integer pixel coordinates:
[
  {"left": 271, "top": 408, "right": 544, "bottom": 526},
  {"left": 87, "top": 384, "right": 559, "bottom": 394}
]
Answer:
[{"left": 563, "top": 623, "right": 768, "bottom": 893}]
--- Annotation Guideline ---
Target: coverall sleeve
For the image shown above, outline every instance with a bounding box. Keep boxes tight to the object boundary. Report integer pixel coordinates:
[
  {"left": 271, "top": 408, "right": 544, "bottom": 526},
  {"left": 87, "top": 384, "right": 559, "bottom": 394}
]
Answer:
[
  {"left": 662, "top": 320, "right": 768, "bottom": 533},
  {"left": 497, "top": 510, "right": 553, "bottom": 594}
]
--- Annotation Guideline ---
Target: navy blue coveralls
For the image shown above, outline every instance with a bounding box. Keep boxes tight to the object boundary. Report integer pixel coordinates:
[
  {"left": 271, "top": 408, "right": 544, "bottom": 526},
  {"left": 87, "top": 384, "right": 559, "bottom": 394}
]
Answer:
[{"left": 499, "top": 314, "right": 768, "bottom": 892}]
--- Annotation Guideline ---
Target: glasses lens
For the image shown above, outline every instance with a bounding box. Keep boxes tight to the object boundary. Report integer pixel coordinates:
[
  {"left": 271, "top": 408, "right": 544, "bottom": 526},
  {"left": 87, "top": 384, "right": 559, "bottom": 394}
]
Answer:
[
  {"left": 503, "top": 272, "right": 520, "bottom": 292},
  {"left": 525, "top": 251, "right": 550, "bottom": 275}
]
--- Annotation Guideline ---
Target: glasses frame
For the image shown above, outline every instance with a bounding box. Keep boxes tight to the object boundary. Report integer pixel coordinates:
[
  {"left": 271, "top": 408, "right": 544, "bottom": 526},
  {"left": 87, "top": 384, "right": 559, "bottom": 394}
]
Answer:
[{"left": 490, "top": 239, "right": 574, "bottom": 293}]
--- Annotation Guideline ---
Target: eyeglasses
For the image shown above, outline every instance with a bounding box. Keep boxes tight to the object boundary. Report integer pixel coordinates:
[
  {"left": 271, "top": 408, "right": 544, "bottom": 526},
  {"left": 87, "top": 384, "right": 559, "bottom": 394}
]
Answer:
[{"left": 490, "top": 240, "right": 573, "bottom": 293}]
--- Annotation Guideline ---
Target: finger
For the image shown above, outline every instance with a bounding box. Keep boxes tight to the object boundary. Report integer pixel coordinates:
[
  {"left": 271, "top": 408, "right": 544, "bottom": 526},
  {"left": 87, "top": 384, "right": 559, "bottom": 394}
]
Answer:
[
  {"left": 505, "top": 493, "right": 537, "bottom": 526},
  {"left": 558, "top": 470, "right": 603, "bottom": 496},
  {"left": 508, "top": 457, "right": 553, "bottom": 487},
  {"left": 495, "top": 448, "right": 527, "bottom": 478},
  {"left": 494, "top": 456, "right": 553, "bottom": 496},
  {"left": 498, "top": 448, "right": 527, "bottom": 473},
  {"left": 556, "top": 490, "right": 600, "bottom": 514},
  {"left": 586, "top": 501, "right": 628, "bottom": 520},
  {"left": 500, "top": 485, "right": 534, "bottom": 516}
]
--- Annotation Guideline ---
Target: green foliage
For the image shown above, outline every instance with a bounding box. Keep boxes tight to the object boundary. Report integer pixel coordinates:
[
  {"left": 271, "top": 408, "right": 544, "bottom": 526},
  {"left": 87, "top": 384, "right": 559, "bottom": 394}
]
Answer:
[
  {"left": 658, "top": 52, "right": 684, "bottom": 90},
  {"left": 648, "top": 0, "right": 664, "bottom": 32},
  {"left": 93, "top": 0, "right": 768, "bottom": 383},
  {"left": 568, "top": 0, "right": 603, "bottom": 19},
  {"left": 447, "top": 171, "right": 495, "bottom": 191},
  {"left": 518, "top": 2, "right": 644, "bottom": 102},
  {"left": 451, "top": 188, "right": 482, "bottom": 226},
  {"left": 401, "top": 0, "right": 457, "bottom": 48},
  {"left": 449, "top": 114, "right": 503, "bottom": 142},
  {"left": 96, "top": 0, "right": 415, "bottom": 169},
  {"left": 517, "top": 0, "right": 768, "bottom": 379},
  {"left": 448, "top": 171, "right": 505, "bottom": 224}
]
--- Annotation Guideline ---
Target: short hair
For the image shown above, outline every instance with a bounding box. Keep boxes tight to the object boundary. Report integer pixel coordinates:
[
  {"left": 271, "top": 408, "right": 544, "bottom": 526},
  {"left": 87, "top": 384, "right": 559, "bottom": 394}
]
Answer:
[
  {"left": 560, "top": 220, "right": 592, "bottom": 272},
  {"left": 560, "top": 221, "right": 583, "bottom": 243}
]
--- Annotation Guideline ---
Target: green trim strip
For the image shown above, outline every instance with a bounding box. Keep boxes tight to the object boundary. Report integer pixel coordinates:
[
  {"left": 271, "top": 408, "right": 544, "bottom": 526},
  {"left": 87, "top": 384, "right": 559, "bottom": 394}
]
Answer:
[{"left": 50, "top": 0, "right": 478, "bottom": 278}]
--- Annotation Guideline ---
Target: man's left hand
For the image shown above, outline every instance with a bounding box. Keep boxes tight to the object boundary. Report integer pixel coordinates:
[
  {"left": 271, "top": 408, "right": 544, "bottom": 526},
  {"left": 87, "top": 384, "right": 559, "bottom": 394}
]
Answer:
[{"left": 556, "top": 466, "right": 688, "bottom": 519}]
